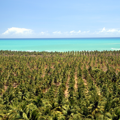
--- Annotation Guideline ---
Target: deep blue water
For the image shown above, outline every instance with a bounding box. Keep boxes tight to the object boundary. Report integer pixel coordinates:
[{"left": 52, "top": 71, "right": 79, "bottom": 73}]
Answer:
[{"left": 0, "top": 38, "right": 120, "bottom": 52}]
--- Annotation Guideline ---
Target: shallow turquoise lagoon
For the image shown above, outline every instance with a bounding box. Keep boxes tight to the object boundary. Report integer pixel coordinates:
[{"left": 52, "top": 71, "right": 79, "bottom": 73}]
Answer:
[{"left": 0, "top": 38, "right": 120, "bottom": 52}]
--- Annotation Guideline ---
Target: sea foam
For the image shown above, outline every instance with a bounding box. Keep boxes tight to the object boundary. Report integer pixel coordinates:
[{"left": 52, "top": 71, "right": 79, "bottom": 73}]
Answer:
[{"left": 111, "top": 48, "right": 120, "bottom": 50}]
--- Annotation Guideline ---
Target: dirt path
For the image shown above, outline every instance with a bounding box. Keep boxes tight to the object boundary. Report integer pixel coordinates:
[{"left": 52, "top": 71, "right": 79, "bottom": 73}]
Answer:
[
  {"left": 42, "top": 65, "right": 47, "bottom": 78},
  {"left": 83, "top": 78, "right": 88, "bottom": 93},
  {"left": 74, "top": 68, "right": 78, "bottom": 92},
  {"left": 13, "top": 83, "right": 18, "bottom": 88},
  {"left": 65, "top": 74, "right": 70, "bottom": 98},
  {"left": 1, "top": 85, "right": 8, "bottom": 96}
]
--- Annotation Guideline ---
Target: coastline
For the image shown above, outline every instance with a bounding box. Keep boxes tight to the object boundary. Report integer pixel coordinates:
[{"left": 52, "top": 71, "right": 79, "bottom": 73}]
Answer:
[{"left": 0, "top": 49, "right": 120, "bottom": 53}]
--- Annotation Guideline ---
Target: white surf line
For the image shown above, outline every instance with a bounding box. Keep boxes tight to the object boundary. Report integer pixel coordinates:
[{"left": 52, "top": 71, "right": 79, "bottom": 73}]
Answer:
[{"left": 111, "top": 48, "right": 120, "bottom": 50}]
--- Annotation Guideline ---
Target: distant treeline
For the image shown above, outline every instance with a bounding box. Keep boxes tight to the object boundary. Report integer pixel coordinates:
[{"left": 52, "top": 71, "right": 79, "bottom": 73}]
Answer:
[{"left": 0, "top": 50, "right": 120, "bottom": 55}]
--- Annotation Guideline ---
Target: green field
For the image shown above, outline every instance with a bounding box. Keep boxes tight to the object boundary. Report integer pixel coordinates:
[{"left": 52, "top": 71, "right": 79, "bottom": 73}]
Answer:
[{"left": 0, "top": 50, "right": 120, "bottom": 120}]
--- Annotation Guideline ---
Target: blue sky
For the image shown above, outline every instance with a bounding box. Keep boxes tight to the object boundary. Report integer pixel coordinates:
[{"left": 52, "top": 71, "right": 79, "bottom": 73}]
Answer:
[{"left": 0, "top": 0, "right": 120, "bottom": 38}]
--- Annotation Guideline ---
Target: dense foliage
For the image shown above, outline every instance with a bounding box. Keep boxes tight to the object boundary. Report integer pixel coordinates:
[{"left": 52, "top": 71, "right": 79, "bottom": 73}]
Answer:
[{"left": 0, "top": 50, "right": 120, "bottom": 120}]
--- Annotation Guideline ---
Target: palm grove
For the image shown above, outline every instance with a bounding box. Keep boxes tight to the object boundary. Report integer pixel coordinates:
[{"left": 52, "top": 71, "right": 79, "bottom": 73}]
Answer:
[{"left": 0, "top": 50, "right": 120, "bottom": 120}]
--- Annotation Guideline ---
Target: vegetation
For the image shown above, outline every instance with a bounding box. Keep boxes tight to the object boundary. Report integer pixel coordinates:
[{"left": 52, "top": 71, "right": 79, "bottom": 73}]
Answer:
[{"left": 0, "top": 50, "right": 120, "bottom": 120}]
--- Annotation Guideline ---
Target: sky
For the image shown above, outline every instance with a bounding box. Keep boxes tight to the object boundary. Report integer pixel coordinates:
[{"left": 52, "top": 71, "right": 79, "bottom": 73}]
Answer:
[{"left": 0, "top": 0, "right": 120, "bottom": 38}]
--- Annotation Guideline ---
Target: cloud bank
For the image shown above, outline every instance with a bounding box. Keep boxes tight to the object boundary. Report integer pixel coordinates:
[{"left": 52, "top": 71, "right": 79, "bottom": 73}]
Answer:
[
  {"left": 100, "top": 27, "right": 120, "bottom": 33},
  {"left": 1, "top": 27, "right": 120, "bottom": 38},
  {"left": 70, "top": 30, "right": 90, "bottom": 34},
  {"left": 3, "top": 27, "right": 33, "bottom": 35}
]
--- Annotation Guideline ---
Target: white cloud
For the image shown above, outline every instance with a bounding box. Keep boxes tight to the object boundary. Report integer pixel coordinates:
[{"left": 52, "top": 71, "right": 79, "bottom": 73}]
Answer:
[
  {"left": 70, "top": 30, "right": 76, "bottom": 34},
  {"left": 70, "top": 30, "right": 81, "bottom": 34},
  {"left": 77, "top": 30, "right": 81, "bottom": 33},
  {"left": 70, "top": 30, "right": 90, "bottom": 34},
  {"left": 53, "top": 31, "right": 61, "bottom": 34},
  {"left": 107, "top": 29, "right": 117, "bottom": 32},
  {"left": 100, "top": 27, "right": 120, "bottom": 33},
  {"left": 82, "top": 31, "right": 90, "bottom": 33},
  {"left": 3, "top": 27, "right": 32, "bottom": 34},
  {"left": 101, "top": 27, "right": 106, "bottom": 32},
  {"left": 40, "top": 32, "right": 45, "bottom": 35},
  {"left": 39, "top": 31, "right": 49, "bottom": 36}
]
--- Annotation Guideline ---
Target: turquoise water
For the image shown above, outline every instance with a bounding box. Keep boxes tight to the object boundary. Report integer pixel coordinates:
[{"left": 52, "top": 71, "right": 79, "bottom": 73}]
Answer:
[{"left": 0, "top": 38, "right": 120, "bottom": 52}]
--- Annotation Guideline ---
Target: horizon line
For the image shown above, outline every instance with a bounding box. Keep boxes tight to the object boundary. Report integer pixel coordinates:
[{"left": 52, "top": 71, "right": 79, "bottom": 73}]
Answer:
[{"left": 0, "top": 37, "right": 120, "bottom": 39}]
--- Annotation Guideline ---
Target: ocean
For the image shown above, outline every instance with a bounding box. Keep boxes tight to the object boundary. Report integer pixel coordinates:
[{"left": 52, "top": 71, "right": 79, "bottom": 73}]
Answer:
[{"left": 0, "top": 38, "right": 120, "bottom": 52}]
